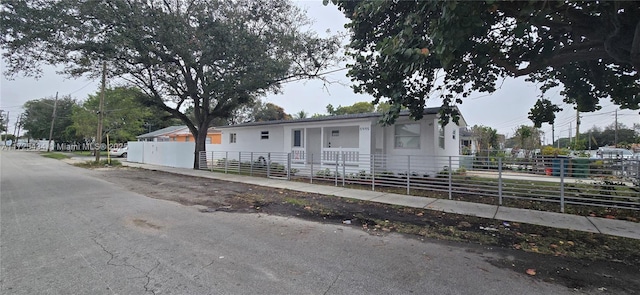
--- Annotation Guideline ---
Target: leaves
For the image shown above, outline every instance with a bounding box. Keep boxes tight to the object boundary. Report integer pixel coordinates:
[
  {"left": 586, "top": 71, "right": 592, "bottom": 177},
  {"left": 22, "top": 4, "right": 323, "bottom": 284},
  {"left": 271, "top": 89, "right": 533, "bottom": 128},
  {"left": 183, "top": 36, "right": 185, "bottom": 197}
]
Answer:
[
  {"left": 21, "top": 96, "right": 78, "bottom": 142},
  {"left": 2, "top": 0, "right": 342, "bottom": 168},
  {"left": 331, "top": 0, "right": 640, "bottom": 125}
]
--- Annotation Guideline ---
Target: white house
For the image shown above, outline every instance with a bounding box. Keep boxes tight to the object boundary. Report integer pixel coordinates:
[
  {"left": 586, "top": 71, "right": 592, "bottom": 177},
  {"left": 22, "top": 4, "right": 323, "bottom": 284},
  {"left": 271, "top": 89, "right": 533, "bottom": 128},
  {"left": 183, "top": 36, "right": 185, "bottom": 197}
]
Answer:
[{"left": 213, "top": 107, "right": 467, "bottom": 176}]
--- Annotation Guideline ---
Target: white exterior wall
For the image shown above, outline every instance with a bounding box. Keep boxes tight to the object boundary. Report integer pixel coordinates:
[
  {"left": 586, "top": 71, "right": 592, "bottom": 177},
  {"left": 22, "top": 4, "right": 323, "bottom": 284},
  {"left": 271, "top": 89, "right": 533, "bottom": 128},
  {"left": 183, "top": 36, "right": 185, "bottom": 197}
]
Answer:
[
  {"left": 217, "top": 125, "right": 285, "bottom": 153},
  {"left": 372, "top": 115, "right": 462, "bottom": 175},
  {"left": 127, "top": 141, "right": 195, "bottom": 168}
]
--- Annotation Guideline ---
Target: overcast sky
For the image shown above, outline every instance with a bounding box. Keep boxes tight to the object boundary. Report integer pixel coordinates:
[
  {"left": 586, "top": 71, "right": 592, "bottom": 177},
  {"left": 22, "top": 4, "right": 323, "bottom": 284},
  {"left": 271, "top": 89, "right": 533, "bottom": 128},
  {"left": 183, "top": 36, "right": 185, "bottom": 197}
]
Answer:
[{"left": 1, "top": 0, "right": 638, "bottom": 143}]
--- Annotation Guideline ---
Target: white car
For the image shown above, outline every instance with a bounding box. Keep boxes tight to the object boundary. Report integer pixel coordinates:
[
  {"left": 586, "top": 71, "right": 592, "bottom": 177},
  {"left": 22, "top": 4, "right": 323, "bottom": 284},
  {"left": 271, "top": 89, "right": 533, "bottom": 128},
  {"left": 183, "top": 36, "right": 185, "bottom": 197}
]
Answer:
[
  {"left": 109, "top": 146, "right": 128, "bottom": 158},
  {"left": 596, "top": 147, "right": 633, "bottom": 159}
]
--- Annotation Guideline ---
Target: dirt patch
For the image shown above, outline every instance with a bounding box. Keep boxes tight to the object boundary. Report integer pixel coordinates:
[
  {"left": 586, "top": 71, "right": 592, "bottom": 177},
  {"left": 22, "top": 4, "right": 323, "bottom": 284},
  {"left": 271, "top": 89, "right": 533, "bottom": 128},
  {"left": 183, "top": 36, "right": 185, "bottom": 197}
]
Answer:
[
  {"left": 92, "top": 167, "right": 640, "bottom": 294},
  {"left": 132, "top": 218, "right": 163, "bottom": 230}
]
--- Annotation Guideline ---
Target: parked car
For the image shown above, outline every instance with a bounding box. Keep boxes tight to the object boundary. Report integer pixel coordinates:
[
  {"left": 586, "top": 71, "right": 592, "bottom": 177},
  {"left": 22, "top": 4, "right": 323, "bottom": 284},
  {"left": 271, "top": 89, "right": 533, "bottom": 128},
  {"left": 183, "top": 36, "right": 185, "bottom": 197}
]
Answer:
[
  {"left": 595, "top": 147, "right": 634, "bottom": 159},
  {"left": 109, "top": 146, "right": 128, "bottom": 158}
]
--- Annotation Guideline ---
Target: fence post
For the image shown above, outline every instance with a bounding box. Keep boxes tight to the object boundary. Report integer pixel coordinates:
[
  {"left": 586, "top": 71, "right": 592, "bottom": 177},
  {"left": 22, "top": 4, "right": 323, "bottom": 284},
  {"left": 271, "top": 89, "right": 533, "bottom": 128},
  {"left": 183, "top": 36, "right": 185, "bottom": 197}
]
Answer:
[
  {"left": 210, "top": 151, "right": 214, "bottom": 172},
  {"left": 448, "top": 156, "right": 452, "bottom": 200},
  {"left": 250, "top": 152, "right": 254, "bottom": 176},
  {"left": 267, "top": 152, "right": 271, "bottom": 178},
  {"left": 560, "top": 158, "right": 565, "bottom": 213},
  {"left": 225, "top": 151, "right": 228, "bottom": 174},
  {"left": 407, "top": 155, "right": 411, "bottom": 195},
  {"left": 342, "top": 152, "right": 346, "bottom": 187},
  {"left": 287, "top": 153, "right": 292, "bottom": 181},
  {"left": 335, "top": 153, "right": 339, "bottom": 186},
  {"left": 371, "top": 154, "right": 376, "bottom": 191},
  {"left": 238, "top": 152, "right": 241, "bottom": 174},
  {"left": 498, "top": 157, "right": 503, "bottom": 206},
  {"left": 310, "top": 153, "right": 314, "bottom": 184}
]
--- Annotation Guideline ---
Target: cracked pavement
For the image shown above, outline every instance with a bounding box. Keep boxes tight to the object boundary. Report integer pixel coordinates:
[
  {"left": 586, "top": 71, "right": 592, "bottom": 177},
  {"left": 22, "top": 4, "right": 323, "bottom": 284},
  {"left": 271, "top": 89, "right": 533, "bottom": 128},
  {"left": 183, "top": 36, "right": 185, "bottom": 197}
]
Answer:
[{"left": 1, "top": 151, "right": 581, "bottom": 294}]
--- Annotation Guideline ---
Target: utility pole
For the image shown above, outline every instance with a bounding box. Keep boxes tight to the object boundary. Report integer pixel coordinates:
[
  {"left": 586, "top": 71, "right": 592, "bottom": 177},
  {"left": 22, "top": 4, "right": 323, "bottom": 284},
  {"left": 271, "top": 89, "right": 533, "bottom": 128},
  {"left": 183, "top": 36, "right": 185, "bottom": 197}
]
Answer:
[
  {"left": 15, "top": 114, "right": 23, "bottom": 141},
  {"left": 551, "top": 123, "right": 555, "bottom": 148},
  {"left": 569, "top": 122, "right": 572, "bottom": 149},
  {"left": 12, "top": 113, "right": 20, "bottom": 139},
  {"left": 614, "top": 109, "right": 618, "bottom": 147},
  {"left": 47, "top": 92, "right": 58, "bottom": 152},
  {"left": 95, "top": 61, "right": 107, "bottom": 162},
  {"left": 575, "top": 109, "right": 580, "bottom": 148},
  {"left": 3, "top": 111, "right": 9, "bottom": 146}
]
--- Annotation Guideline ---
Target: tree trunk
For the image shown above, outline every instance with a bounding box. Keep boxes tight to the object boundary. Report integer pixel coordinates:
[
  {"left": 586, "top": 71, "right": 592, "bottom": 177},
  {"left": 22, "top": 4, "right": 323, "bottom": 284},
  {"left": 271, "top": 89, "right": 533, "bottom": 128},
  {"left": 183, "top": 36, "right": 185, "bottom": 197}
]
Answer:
[{"left": 193, "top": 125, "right": 208, "bottom": 169}]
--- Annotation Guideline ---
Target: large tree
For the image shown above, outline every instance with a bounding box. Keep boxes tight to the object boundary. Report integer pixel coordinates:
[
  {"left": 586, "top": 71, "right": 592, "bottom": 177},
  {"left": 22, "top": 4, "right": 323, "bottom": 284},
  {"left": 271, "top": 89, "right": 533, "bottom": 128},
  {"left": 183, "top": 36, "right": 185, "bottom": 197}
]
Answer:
[
  {"left": 254, "top": 102, "right": 292, "bottom": 122},
  {"left": 326, "top": 101, "right": 375, "bottom": 115},
  {"left": 329, "top": 0, "right": 640, "bottom": 125},
  {"left": 1, "top": 0, "right": 341, "bottom": 168},
  {"left": 470, "top": 125, "right": 499, "bottom": 156},
  {"left": 22, "top": 96, "right": 78, "bottom": 142},
  {"left": 71, "top": 87, "right": 154, "bottom": 143}
]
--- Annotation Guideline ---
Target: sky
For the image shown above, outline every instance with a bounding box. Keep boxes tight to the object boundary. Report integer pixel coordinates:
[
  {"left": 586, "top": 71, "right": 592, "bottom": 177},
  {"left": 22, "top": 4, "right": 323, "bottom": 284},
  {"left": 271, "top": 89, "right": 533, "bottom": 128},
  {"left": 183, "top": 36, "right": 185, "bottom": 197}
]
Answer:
[{"left": 1, "top": 0, "right": 638, "bottom": 143}]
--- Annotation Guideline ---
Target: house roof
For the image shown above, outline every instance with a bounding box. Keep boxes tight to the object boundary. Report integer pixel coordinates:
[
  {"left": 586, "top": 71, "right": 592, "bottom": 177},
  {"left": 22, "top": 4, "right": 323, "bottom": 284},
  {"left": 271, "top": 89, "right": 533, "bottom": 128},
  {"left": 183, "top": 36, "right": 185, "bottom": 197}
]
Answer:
[
  {"left": 136, "top": 125, "right": 187, "bottom": 139},
  {"left": 217, "top": 106, "right": 467, "bottom": 128},
  {"left": 170, "top": 127, "right": 220, "bottom": 136}
]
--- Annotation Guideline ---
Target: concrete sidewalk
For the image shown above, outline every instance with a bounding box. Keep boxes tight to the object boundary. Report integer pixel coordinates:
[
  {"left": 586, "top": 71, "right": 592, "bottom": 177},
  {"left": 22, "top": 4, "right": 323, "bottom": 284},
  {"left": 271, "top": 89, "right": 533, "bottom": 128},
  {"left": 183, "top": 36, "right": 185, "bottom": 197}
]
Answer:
[{"left": 79, "top": 158, "right": 640, "bottom": 240}]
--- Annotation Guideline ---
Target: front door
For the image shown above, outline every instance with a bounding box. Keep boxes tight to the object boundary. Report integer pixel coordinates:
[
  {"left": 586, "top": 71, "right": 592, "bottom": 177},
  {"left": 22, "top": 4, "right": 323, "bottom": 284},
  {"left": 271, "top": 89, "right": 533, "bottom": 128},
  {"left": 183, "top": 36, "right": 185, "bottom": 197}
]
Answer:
[{"left": 306, "top": 128, "right": 321, "bottom": 164}]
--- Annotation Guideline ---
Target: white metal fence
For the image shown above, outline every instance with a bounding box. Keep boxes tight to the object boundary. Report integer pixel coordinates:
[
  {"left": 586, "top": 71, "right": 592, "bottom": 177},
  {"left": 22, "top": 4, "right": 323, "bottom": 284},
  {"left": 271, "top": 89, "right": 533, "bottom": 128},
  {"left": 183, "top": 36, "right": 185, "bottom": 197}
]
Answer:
[{"left": 199, "top": 151, "right": 640, "bottom": 213}]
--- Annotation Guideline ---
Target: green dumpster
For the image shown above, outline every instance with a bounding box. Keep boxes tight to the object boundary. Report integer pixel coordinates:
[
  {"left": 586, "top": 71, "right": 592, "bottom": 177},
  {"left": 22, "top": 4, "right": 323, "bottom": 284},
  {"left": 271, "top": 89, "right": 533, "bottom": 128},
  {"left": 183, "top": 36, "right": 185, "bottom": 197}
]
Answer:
[
  {"left": 571, "top": 158, "right": 590, "bottom": 178},
  {"left": 552, "top": 157, "right": 569, "bottom": 176}
]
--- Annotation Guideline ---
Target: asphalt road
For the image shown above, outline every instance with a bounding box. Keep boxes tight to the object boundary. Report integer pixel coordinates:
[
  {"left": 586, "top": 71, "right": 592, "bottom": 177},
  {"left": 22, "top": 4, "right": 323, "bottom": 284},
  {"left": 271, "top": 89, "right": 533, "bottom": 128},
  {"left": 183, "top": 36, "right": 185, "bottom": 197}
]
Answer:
[{"left": 0, "top": 151, "right": 574, "bottom": 294}]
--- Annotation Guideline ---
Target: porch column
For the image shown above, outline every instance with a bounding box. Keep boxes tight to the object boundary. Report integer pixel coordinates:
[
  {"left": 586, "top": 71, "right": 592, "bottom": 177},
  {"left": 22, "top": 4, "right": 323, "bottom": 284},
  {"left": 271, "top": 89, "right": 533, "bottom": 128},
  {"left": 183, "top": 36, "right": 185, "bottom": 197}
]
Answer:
[
  {"left": 319, "top": 127, "right": 324, "bottom": 162},
  {"left": 359, "top": 122, "right": 372, "bottom": 171}
]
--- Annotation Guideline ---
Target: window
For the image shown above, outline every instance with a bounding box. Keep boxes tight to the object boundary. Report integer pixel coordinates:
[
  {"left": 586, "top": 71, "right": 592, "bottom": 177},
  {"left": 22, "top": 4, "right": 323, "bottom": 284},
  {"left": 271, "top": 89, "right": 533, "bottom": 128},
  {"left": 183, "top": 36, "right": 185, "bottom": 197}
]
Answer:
[
  {"left": 331, "top": 130, "right": 339, "bottom": 137},
  {"left": 206, "top": 137, "right": 212, "bottom": 144},
  {"left": 438, "top": 126, "right": 445, "bottom": 149},
  {"left": 293, "top": 129, "right": 303, "bottom": 147},
  {"left": 230, "top": 133, "right": 237, "bottom": 143},
  {"left": 261, "top": 131, "right": 269, "bottom": 140},
  {"left": 394, "top": 124, "right": 420, "bottom": 149}
]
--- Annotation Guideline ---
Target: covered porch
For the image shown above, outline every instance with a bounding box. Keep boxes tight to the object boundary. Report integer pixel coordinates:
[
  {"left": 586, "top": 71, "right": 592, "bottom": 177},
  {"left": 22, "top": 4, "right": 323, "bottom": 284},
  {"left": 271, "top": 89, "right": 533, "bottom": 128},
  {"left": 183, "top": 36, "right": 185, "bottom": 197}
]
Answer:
[{"left": 288, "top": 123, "right": 372, "bottom": 166}]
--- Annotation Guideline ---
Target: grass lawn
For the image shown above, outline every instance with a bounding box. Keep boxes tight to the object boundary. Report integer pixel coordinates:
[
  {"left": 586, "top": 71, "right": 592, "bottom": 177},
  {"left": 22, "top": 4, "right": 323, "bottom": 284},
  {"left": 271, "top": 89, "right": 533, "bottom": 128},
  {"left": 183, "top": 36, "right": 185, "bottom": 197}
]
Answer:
[
  {"left": 40, "top": 152, "right": 70, "bottom": 159},
  {"left": 71, "top": 151, "right": 108, "bottom": 156}
]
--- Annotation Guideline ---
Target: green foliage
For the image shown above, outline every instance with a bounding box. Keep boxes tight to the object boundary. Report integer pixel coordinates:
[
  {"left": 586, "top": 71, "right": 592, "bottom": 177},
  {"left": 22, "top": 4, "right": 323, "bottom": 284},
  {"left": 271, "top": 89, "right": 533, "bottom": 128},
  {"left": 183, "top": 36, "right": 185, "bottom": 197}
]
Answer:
[
  {"left": 329, "top": 1, "right": 640, "bottom": 125},
  {"left": 528, "top": 99, "right": 563, "bottom": 128},
  {"left": 541, "top": 146, "right": 570, "bottom": 156},
  {"left": 512, "top": 125, "right": 542, "bottom": 152},
  {"left": 293, "top": 110, "right": 308, "bottom": 119},
  {"left": 71, "top": 87, "right": 152, "bottom": 142},
  {"left": 326, "top": 101, "right": 375, "bottom": 115},
  {"left": 254, "top": 102, "right": 292, "bottom": 122},
  {"left": 22, "top": 96, "right": 78, "bottom": 142},
  {"left": 0, "top": 111, "right": 7, "bottom": 133},
  {"left": 471, "top": 125, "right": 499, "bottom": 156},
  {"left": 40, "top": 152, "right": 70, "bottom": 160},
  {"left": 568, "top": 123, "right": 639, "bottom": 149},
  {"left": 2, "top": 0, "right": 342, "bottom": 168}
]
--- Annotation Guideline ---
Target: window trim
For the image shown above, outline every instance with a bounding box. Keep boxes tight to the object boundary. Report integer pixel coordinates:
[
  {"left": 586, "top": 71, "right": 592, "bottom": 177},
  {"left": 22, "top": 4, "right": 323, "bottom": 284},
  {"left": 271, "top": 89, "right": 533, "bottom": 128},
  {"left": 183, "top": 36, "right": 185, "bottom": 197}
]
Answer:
[
  {"left": 293, "top": 129, "right": 303, "bottom": 147},
  {"left": 394, "top": 123, "right": 421, "bottom": 149},
  {"left": 438, "top": 126, "right": 445, "bottom": 149}
]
